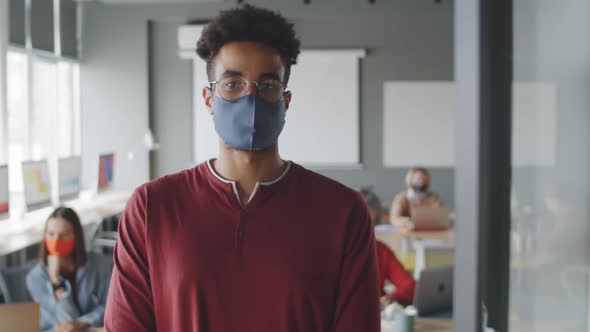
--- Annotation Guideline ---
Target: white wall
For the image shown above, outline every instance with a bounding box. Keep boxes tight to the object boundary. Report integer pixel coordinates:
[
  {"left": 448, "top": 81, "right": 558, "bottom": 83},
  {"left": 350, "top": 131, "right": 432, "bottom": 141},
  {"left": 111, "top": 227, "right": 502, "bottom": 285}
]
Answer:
[
  {"left": 383, "top": 81, "right": 455, "bottom": 167},
  {"left": 383, "top": 81, "right": 557, "bottom": 168},
  {"left": 80, "top": 6, "right": 149, "bottom": 191},
  {"left": 82, "top": 1, "right": 456, "bottom": 207},
  {"left": 191, "top": 48, "right": 364, "bottom": 167}
]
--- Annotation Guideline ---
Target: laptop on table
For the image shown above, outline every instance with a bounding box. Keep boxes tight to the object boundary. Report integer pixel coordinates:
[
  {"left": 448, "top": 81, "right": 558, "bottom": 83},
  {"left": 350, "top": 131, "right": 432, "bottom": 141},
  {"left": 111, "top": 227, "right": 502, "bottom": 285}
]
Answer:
[
  {"left": 411, "top": 206, "right": 451, "bottom": 231},
  {"left": 413, "top": 265, "right": 453, "bottom": 316},
  {"left": 0, "top": 302, "right": 40, "bottom": 331}
]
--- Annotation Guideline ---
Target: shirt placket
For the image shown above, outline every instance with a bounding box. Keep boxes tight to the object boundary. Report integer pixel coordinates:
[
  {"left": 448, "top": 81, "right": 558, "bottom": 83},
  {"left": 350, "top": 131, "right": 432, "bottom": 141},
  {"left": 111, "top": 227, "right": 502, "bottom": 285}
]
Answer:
[{"left": 234, "top": 210, "right": 246, "bottom": 249}]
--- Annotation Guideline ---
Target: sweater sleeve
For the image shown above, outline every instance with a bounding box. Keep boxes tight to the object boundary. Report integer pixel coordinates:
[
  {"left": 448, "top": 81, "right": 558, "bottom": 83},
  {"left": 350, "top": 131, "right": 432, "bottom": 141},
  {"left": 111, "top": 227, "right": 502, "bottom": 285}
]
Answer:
[
  {"left": 78, "top": 264, "right": 110, "bottom": 327},
  {"left": 391, "top": 192, "right": 410, "bottom": 218},
  {"left": 331, "top": 196, "right": 380, "bottom": 332},
  {"left": 26, "top": 265, "right": 82, "bottom": 330},
  {"left": 26, "top": 267, "right": 58, "bottom": 331},
  {"left": 54, "top": 280, "right": 81, "bottom": 322},
  {"left": 380, "top": 245, "right": 416, "bottom": 305},
  {"left": 77, "top": 261, "right": 111, "bottom": 326},
  {"left": 104, "top": 186, "right": 156, "bottom": 331}
]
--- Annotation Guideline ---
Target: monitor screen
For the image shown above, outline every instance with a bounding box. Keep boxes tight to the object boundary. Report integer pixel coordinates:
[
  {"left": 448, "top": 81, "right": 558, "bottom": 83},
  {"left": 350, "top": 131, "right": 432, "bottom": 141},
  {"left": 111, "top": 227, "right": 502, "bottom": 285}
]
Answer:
[
  {"left": 22, "top": 160, "right": 51, "bottom": 210},
  {"left": 98, "top": 153, "right": 115, "bottom": 191},
  {"left": 58, "top": 156, "right": 81, "bottom": 200},
  {"left": 0, "top": 165, "right": 9, "bottom": 215}
]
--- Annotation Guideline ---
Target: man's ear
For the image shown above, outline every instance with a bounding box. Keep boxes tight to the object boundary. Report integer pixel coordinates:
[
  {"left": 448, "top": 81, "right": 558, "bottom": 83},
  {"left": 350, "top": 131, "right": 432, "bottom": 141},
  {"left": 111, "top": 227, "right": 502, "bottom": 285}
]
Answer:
[
  {"left": 284, "top": 91, "right": 292, "bottom": 113},
  {"left": 203, "top": 87, "right": 213, "bottom": 115}
]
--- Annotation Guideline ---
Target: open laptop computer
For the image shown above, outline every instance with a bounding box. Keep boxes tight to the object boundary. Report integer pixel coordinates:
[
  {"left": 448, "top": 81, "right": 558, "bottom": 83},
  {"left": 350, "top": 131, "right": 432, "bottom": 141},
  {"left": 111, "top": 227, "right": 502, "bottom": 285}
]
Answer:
[
  {"left": 411, "top": 206, "right": 451, "bottom": 231},
  {"left": 413, "top": 265, "right": 453, "bottom": 316},
  {"left": 0, "top": 302, "right": 40, "bottom": 331}
]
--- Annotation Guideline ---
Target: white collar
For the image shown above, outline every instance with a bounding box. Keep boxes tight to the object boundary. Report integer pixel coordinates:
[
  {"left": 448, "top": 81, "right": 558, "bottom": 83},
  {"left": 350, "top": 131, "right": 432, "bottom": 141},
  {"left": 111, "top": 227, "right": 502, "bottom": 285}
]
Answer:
[{"left": 206, "top": 159, "right": 292, "bottom": 204}]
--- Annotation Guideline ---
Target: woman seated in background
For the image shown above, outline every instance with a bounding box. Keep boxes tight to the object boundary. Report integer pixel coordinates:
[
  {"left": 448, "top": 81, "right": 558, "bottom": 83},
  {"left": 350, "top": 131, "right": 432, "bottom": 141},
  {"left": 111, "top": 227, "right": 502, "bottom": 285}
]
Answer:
[
  {"left": 390, "top": 167, "right": 444, "bottom": 230},
  {"left": 26, "top": 207, "right": 109, "bottom": 332},
  {"left": 360, "top": 188, "right": 416, "bottom": 308}
]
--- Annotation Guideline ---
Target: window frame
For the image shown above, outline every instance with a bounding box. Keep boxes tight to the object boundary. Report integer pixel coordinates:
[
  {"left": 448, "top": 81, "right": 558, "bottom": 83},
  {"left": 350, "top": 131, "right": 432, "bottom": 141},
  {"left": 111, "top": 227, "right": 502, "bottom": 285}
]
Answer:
[
  {"left": 5, "top": 45, "right": 81, "bottom": 194},
  {"left": 454, "top": 0, "right": 513, "bottom": 331}
]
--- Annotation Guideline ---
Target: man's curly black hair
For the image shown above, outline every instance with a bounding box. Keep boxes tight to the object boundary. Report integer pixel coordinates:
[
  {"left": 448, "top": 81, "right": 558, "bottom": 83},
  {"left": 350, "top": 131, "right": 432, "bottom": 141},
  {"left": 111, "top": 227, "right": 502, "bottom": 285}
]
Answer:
[{"left": 196, "top": 4, "right": 301, "bottom": 85}]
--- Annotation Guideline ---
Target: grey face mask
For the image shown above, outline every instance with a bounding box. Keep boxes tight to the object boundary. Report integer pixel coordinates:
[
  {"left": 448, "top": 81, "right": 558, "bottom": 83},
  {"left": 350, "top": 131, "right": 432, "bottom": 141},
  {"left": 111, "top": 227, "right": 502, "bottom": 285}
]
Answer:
[
  {"left": 212, "top": 94, "right": 286, "bottom": 151},
  {"left": 412, "top": 184, "right": 428, "bottom": 193}
]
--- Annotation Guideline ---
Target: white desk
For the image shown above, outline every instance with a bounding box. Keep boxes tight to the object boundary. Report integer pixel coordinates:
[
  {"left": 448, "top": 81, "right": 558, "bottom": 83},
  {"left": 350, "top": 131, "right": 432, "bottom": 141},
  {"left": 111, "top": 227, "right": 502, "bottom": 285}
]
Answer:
[
  {"left": 375, "top": 229, "right": 455, "bottom": 274},
  {"left": 0, "top": 191, "right": 131, "bottom": 257},
  {"left": 381, "top": 318, "right": 453, "bottom": 332}
]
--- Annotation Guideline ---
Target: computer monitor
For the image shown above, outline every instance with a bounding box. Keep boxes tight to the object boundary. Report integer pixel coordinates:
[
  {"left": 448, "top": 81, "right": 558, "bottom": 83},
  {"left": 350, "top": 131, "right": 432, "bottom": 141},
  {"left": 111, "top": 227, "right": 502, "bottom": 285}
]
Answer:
[
  {"left": 0, "top": 165, "right": 9, "bottom": 217},
  {"left": 98, "top": 153, "right": 115, "bottom": 192},
  {"left": 58, "top": 156, "right": 82, "bottom": 201},
  {"left": 22, "top": 160, "right": 52, "bottom": 210}
]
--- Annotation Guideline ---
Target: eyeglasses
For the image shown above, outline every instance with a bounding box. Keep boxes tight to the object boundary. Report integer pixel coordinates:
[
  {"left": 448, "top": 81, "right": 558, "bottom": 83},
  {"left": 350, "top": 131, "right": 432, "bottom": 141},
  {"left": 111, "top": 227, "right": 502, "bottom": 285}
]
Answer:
[{"left": 209, "top": 76, "right": 287, "bottom": 103}]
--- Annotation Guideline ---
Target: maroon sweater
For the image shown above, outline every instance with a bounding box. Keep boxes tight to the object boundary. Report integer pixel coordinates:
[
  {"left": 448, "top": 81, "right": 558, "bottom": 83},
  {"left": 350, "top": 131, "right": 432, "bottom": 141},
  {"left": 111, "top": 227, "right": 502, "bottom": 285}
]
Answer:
[{"left": 104, "top": 161, "right": 379, "bottom": 332}]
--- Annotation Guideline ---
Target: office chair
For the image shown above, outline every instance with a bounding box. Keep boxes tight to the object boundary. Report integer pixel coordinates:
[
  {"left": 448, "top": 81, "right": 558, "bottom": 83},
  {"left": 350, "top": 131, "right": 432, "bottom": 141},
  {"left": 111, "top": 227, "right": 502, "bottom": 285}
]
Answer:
[
  {"left": 84, "top": 218, "right": 119, "bottom": 254},
  {"left": 92, "top": 231, "right": 118, "bottom": 251},
  {"left": 0, "top": 264, "right": 34, "bottom": 303}
]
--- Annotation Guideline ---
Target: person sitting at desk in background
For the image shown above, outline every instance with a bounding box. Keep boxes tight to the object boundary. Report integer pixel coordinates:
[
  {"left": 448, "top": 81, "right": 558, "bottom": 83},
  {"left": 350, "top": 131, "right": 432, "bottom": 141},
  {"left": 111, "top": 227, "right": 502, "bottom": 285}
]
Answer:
[
  {"left": 26, "top": 207, "right": 109, "bottom": 332},
  {"left": 390, "top": 167, "right": 444, "bottom": 230},
  {"left": 360, "top": 188, "right": 416, "bottom": 309}
]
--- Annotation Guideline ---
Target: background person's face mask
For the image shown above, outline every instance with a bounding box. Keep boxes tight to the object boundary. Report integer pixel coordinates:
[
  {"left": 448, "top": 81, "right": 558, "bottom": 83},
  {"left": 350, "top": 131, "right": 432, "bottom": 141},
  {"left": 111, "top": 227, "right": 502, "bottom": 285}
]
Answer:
[
  {"left": 412, "top": 184, "right": 428, "bottom": 193},
  {"left": 45, "top": 237, "right": 75, "bottom": 257},
  {"left": 212, "top": 94, "right": 286, "bottom": 151}
]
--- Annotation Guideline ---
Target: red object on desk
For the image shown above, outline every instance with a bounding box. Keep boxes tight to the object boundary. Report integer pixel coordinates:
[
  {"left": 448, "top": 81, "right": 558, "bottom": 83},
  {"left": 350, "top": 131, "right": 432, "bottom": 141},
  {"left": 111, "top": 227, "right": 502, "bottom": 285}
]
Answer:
[{"left": 376, "top": 240, "right": 416, "bottom": 304}]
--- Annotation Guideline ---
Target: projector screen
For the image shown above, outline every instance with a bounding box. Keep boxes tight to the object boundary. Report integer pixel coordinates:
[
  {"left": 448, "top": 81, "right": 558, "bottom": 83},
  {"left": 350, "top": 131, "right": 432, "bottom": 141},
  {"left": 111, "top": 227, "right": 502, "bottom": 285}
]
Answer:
[{"left": 191, "top": 47, "right": 364, "bottom": 167}]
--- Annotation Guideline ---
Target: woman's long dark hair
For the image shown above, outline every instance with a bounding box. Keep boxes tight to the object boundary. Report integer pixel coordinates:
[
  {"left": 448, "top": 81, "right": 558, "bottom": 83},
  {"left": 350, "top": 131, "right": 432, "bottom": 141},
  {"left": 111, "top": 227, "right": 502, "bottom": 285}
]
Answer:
[{"left": 39, "top": 207, "right": 87, "bottom": 269}]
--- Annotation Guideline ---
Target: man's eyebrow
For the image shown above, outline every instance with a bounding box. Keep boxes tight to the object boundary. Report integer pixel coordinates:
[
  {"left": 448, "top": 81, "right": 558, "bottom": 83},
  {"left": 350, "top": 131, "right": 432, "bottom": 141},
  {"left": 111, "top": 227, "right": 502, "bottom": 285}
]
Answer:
[
  {"left": 259, "top": 72, "right": 282, "bottom": 81},
  {"left": 220, "top": 70, "right": 243, "bottom": 78}
]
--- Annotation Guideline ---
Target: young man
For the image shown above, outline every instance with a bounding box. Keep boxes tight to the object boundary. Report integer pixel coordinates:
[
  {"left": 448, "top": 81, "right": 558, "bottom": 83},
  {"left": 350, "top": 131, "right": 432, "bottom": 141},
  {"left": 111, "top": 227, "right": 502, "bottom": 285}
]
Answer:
[{"left": 104, "top": 5, "right": 379, "bottom": 331}]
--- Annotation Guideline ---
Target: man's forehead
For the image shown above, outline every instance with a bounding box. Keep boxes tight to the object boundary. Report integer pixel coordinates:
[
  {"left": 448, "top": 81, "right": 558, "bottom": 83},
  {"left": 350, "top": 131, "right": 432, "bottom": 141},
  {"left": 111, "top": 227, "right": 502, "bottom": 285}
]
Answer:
[{"left": 212, "top": 42, "right": 285, "bottom": 78}]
